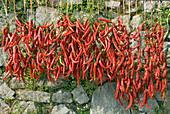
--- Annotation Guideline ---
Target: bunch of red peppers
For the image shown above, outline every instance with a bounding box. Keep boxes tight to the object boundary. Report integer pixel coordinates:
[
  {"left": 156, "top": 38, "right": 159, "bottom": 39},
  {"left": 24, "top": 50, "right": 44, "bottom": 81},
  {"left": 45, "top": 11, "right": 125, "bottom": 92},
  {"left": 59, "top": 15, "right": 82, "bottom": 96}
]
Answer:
[{"left": 1, "top": 15, "right": 167, "bottom": 110}]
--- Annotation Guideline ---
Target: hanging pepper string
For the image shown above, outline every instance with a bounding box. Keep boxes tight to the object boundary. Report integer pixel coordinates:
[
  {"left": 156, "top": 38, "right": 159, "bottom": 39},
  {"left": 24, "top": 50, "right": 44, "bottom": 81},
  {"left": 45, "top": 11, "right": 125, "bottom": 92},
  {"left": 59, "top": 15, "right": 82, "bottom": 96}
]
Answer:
[
  {"left": 30, "top": 0, "right": 32, "bottom": 16},
  {"left": 51, "top": 0, "right": 53, "bottom": 12},
  {"left": 81, "top": 0, "right": 82, "bottom": 12},
  {"left": 67, "top": 0, "right": 68, "bottom": 14},
  {"left": 128, "top": 0, "right": 130, "bottom": 24},
  {"left": 158, "top": 0, "right": 160, "bottom": 9},
  {"left": 143, "top": 0, "right": 145, "bottom": 20},
  {"left": 60, "top": 0, "right": 62, "bottom": 8},
  {"left": 37, "top": 0, "right": 39, "bottom": 11},
  {"left": 87, "top": 0, "right": 88, "bottom": 9},
  {"left": 71, "top": 0, "right": 72, "bottom": 10},
  {"left": 158, "top": 0, "right": 161, "bottom": 25},
  {"left": 106, "top": 0, "right": 107, "bottom": 16},
  {"left": 135, "top": 0, "right": 137, "bottom": 14},
  {"left": 117, "top": 0, "right": 118, "bottom": 15},
  {"left": 5, "top": 0, "right": 7, "bottom": 14},
  {"left": 123, "top": 0, "right": 125, "bottom": 14},
  {"left": 150, "top": 0, "right": 152, "bottom": 27},
  {"left": 150, "top": 0, "right": 152, "bottom": 13},
  {"left": 111, "top": 0, "right": 112, "bottom": 11},
  {"left": 45, "top": 0, "right": 47, "bottom": 12},
  {"left": 92, "top": 0, "right": 94, "bottom": 10},
  {"left": 98, "top": 0, "right": 99, "bottom": 15},
  {"left": 13, "top": 0, "right": 15, "bottom": 13},
  {"left": 8, "top": 0, "right": 11, "bottom": 4},
  {"left": 76, "top": 0, "right": 78, "bottom": 11},
  {"left": 24, "top": 0, "right": 26, "bottom": 11},
  {"left": 1, "top": 0, "right": 7, "bottom": 15}
]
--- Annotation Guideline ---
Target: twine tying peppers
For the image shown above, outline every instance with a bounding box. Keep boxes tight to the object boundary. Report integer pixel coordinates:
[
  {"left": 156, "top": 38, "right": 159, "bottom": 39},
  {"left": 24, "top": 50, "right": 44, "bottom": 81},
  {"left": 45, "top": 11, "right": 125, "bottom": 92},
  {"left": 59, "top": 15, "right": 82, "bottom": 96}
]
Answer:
[{"left": 2, "top": 15, "right": 167, "bottom": 110}]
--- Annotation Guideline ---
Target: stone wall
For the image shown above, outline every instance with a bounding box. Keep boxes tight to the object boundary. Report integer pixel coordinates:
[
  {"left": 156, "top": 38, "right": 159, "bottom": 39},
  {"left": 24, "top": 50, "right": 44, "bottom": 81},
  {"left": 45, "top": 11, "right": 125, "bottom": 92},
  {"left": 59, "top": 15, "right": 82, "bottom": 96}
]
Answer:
[{"left": 0, "top": 1, "right": 170, "bottom": 114}]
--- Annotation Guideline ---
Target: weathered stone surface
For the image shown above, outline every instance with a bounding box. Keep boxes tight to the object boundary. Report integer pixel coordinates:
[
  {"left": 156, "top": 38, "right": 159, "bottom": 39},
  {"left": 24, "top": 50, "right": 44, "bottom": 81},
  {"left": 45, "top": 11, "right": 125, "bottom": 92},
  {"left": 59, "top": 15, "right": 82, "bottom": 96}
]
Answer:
[
  {"left": 168, "top": 32, "right": 170, "bottom": 40},
  {"left": 164, "top": 83, "right": 170, "bottom": 111},
  {"left": 51, "top": 104, "right": 75, "bottom": 114},
  {"left": 0, "top": 10, "right": 7, "bottom": 31},
  {"left": 17, "top": 90, "right": 50, "bottom": 103},
  {"left": 74, "top": 11, "right": 98, "bottom": 22},
  {"left": 139, "top": 1, "right": 158, "bottom": 12},
  {"left": 36, "top": 78, "right": 45, "bottom": 87},
  {"left": 140, "top": 31, "right": 147, "bottom": 49},
  {"left": 11, "top": 78, "right": 26, "bottom": 89},
  {"left": 36, "top": 74, "right": 67, "bottom": 89},
  {"left": 0, "top": 98, "right": 10, "bottom": 113},
  {"left": 168, "top": 47, "right": 170, "bottom": 55},
  {"left": 112, "top": 15, "right": 131, "bottom": 33},
  {"left": 0, "top": 83, "right": 15, "bottom": 99},
  {"left": 125, "top": 0, "right": 135, "bottom": 5},
  {"left": 71, "top": 85, "right": 89, "bottom": 104},
  {"left": 125, "top": 8, "right": 137, "bottom": 14},
  {"left": 27, "top": 9, "right": 36, "bottom": 22},
  {"left": 131, "top": 110, "right": 148, "bottom": 114},
  {"left": 145, "top": 1, "right": 157, "bottom": 12},
  {"left": 16, "top": 1, "right": 23, "bottom": 11},
  {"left": 1, "top": 72, "right": 13, "bottom": 80},
  {"left": 112, "top": 15, "right": 130, "bottom": 26},
  {"left": 131, "top": 14, "right": 143, "bottom": 29},
  {"left": 162, "top": 1, "right": 170, "bottom": 8},
  {"left": 0, "top": 80, "right": 3, "bottom": 85},
  {"left": 52, "top": 90, "right": 72, "bottom": 103},
  {"left": 51, "top": 0, "right": 81, "bottom": 6},
  {"left": 36, "top": 6, "right": 61, "bottom": 27},
  {"left": 105, "top": 1, "right": 120, "bottom": 9},
  {"left": 90, "top": 82, "right": 130, "bottom": 114},
  {"left": 6, "top": 12, "right": 16, "bottom": 33},
  {"left": 12, "top": 101, "right": 36, "bottom": 114},
  {"left": 0, "top": 20, "right": 7, "bottom": 33},
  {"left": 0, "top": 47, "right": 8, "bottom": 66},
  {"left": 135, "top": 94, "right": 159, "bottom": 114},
  {"left": 163, "top": 42, "right": 170, "bottom": 54},
  {"left": 155, "top": 91, "right": 163, "bottom": 102},
  {"left": 130, "top": 36, "right": 138, "bottom": 54}
]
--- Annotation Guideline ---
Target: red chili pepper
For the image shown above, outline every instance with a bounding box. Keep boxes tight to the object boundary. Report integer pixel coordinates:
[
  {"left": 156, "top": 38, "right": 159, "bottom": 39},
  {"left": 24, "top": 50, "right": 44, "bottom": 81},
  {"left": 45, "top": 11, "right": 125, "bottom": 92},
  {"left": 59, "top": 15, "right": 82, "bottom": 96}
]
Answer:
[
  {"left": 99, "top": 59, "right": 110, "bottom": 69},
  {"left": 83, "top": 55, "right": 94, "bottom": 65},
  {"left": 111, "top": 37, "right": 123, "bottom": 56},
  {"left": 115, "top": 79, "right": 120, "bottom": 99},
  {"left": 15, "top": 17, "right": 23, "bottom": 27},
  {"left": 162, "top": 89, "right": 165, "bottom": 101},
  {"left": 125, "top": 94, "right": 133, "bottom": 110},
  {"left": 110, "top": 55, "right": 116, "bottom": 71},
  {"left": 4, "top": 71, "right": 10, "bottom": 80},
  {"left": 120, "top": 78, "right": 125, "bottom": 95},
  {"left": 75, "top": 49, "right": 83, "bottom": 60},
  {"left": 33, "top": 69, "right": 37, "bottom": 79},
  {"left": 117, "top": 95, "right": 123, "bottom": 106},
  {"left": 98, "top": 18, "right": 112, "bottom": 23},
  {"left": 140, "top": 90, "right": 147, "bottom": 108},
  {"left": 67, "top": 15, "right": 75, "bottom": 27},
  {"left": 76, "top": 64, "right": 80, "bottom": 87},
  {"left": 117, "top": 56, "right": 125, "bottom": 70},
  {"left": 81, "top": 27, "right": 91, "bottom": 40},
  {"left": 14, "top": 62, "right": 21, "bottom": 74},
  {"left": 47, "top": 68, "right": 54, "bottom": 84},
  {"left": 146, "top": 92, "right": 153, "bottom": 109},
  {"left": 126, "top": 78, "right": 130, "bottom": 93},
  {"left": 97, "top": 67, "right": 103, "bottom": 85},
  {"left": 41, "top": 22, "right": 53, "bottom": 28}
]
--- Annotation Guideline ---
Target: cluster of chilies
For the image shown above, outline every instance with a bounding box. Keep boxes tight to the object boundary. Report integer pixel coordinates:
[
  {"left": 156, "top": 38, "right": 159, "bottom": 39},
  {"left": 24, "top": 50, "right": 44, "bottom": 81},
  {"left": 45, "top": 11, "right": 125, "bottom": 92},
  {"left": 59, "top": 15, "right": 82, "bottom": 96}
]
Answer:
[{"left": 1, "top": 14, "right": 167, "bottom": 110}]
